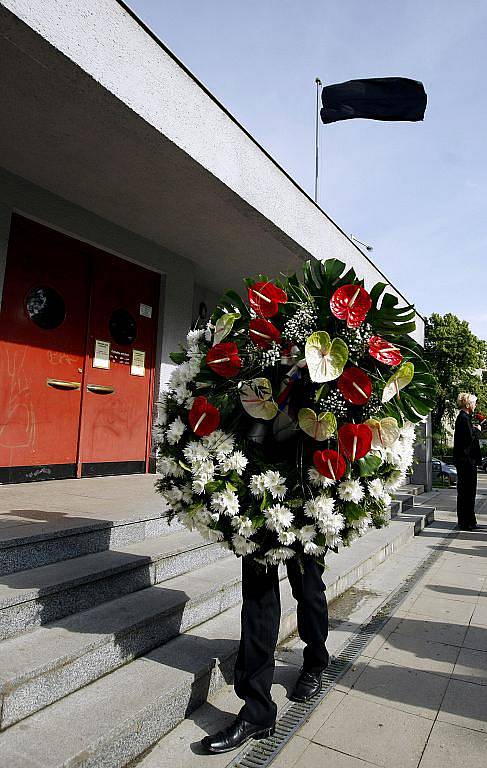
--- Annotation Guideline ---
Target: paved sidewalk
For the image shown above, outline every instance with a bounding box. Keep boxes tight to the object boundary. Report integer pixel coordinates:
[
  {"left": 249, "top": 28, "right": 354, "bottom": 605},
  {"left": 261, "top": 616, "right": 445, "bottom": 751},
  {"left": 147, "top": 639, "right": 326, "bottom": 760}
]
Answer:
[{"left": 139, "top": 478, "right": 487, "bottom": 768}]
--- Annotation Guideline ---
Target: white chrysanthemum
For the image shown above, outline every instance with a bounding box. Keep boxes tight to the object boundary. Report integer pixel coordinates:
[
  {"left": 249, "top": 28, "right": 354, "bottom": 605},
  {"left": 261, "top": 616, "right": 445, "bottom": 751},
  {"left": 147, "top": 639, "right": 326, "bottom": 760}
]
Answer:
[
  {"left": 210, "top": 488, "right": 239, "bottom": 517},
  {"left": 277, "top": 529, "right": 296, "bottom": 546},
  {"left": 178, "top": 510, "right": 195, "bottom": 531},
  {"left": 367, "top": 478, "right": 384, "bottom": 500},
  {"left": 232, "top": 535, "right": 258, "bottom": 557},
  {"left": 264, "top": 504, "right": 293, "bottom": 531},
  {"left": 304, "top": 495, "right": 335, "bottom": 521},
  {"left": 338, "top": 479, "right": 364, "bottom": 504},
  {"left": 381, "top": 492, "right": 392, "bottom": 507},
  {"left": 250, "top": 473, "right": 267, "bottom": 498},
  {"left": 192, "top": 505, "right": 213, "bottom": 525},
  {"left": 163, "top": 485, "right": 184, "bottom": 509},
  {"left": 294, "top": 524, "right": 317, "bottom": 545},
  {"left": 351, "top": 514, "right": 372, "bottom": 535},
  {"left": 308, "top": 467, "right": 334, "bottom": 488},
  {"left": 183, "top": 441, "right": 209, "bottom": 464},
  {"left": 265, "top": 547, "right": 295, "bottom": 564},
  {"left": 264, "top": 470, "right": 287, "bottom": 499},
  {"left": 218, "top": 451, "right": 248, "bottom": 475},
  {"left": 203, "top": 430, "right": 234, "bottom": 456},
  {"left": 196, "top": 525, "right": 225, "bottom": 543},
  {"left": 158, "top": 457, "right": 184, "bottom": 478},
  {"left": 180, "top": 482, "right": 194, "bottom": 504},
  {"left": 231, "top": 515, "right": 254, "bottom": 538},
  {"left": 303, "top": 541, "right": 327, "bottom": 556},
  {"left": 384, "top": 470, "right": 406, "bottom": 491},
  {"left": 165, "top": 416, "right": 186, "bottom": 445},
  {"left": 187, "top": 328, "right": 205, "bottom": 347},
  {"left": 315, "top": 507, "right": 345, "bottom": 546}
]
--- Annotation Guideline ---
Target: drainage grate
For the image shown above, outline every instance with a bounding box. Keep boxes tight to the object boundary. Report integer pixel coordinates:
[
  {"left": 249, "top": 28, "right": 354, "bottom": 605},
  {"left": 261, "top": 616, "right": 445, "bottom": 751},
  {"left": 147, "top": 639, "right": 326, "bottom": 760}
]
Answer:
[{"left": 227, "top": 521, "right": 458, "bottom": 768}]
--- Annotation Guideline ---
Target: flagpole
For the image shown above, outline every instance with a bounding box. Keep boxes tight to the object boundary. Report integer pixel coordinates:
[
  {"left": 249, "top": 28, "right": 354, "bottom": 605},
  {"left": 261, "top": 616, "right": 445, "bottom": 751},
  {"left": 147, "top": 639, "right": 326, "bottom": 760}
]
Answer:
[{"left": 314, "top": 77, "right": 322, "bottom": 203}]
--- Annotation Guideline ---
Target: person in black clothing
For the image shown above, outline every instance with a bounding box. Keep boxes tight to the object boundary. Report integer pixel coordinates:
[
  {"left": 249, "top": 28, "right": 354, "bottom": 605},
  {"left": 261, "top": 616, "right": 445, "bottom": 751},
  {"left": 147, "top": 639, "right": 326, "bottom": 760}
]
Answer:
[
  {"left": 453, "top": 392, "right": 481, "bottom": 530},
  {"left": 201, "top": 553, "right": 329, "bottom": 753}
]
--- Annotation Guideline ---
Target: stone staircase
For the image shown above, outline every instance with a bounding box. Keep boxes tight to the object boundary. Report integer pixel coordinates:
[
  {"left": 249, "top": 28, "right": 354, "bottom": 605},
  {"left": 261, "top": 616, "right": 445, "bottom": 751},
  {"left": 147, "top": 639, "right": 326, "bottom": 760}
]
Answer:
[{"left": 0, "top": 479, "right": 433, "bottom": 768}]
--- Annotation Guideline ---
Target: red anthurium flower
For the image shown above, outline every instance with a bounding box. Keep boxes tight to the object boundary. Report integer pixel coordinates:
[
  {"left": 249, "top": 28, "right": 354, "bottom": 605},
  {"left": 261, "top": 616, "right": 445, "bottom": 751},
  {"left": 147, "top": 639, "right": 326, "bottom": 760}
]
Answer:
[
  {"left": 313, "top": 449, "right": 347, "bottom": 481},
  {"left": 248, "top": 281, "right": 287, "bottom": 318},
  {"left": 188, "top": 396, "right": 220, "bottom": 437},
  {"left": 368, "top": 336, "right": 403, "bottom": 366},
  {"left": 330, "top": 284, "right": 372, "bottom": 328},
  {"left": 338, "top": 367, "right": 372, "bottom": 405},
  {"left": 249, "top": 318, "right": 281, "bottom": 349},
  {"left": 206, "top": 342, "right": 242, "bottom": 378},
  {"left": 338, "top": 423, "right": 372, "bottom": 462}
]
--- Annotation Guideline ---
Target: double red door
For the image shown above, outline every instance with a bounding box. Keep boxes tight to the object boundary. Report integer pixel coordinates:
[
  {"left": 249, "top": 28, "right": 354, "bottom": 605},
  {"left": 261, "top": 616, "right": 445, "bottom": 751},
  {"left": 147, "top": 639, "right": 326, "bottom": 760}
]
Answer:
[{"left": 0, "top": 215, "right": 159, "bottom": 482}]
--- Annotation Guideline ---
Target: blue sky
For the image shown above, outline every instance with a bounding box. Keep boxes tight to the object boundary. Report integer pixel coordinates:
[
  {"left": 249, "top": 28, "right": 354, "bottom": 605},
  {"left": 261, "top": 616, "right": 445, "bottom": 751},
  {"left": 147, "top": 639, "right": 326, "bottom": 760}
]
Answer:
[{"left": 129, "top": 0, "right": 487, "bottom": 340}]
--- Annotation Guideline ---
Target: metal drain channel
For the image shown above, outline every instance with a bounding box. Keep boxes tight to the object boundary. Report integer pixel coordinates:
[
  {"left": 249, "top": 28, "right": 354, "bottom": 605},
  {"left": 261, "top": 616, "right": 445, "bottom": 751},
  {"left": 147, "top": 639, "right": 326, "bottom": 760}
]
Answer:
[{"left": 228, "top": 521, "right": 458, "bottom": 768}]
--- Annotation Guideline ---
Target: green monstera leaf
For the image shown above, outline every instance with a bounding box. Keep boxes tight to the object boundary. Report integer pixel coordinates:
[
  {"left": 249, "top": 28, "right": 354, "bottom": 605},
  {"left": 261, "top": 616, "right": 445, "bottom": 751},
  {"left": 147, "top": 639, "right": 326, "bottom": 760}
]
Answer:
[
  {"left": 213, "top": 312, "right": 240, "bottom": 345},
  {"left": 305, "top": 332, "right": 349, "bottom": 383},
  {"left": 240, "top": 378, "right": 278, "bottom": 420},
  {"left": 298, "top": 409, "right": 337, "bottom": 441},
  {"left": 382, "top": 363, "right": 414, "bottom": 403},
  {"left": 364, "top": 417, "right": 400, "bottom": 449}
]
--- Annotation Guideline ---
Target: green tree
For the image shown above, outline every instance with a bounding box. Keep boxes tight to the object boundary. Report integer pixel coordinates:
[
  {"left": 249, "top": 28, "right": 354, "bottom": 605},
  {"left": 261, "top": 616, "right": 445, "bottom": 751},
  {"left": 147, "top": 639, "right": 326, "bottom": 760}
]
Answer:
[{"left": 424, "top": 313, "right": 487, "bottom": 449}]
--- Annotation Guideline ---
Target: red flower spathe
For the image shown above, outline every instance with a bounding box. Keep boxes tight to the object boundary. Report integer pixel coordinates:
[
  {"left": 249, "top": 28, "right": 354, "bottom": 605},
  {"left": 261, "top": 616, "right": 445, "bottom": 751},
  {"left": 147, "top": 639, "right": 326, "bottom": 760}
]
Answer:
[
  {"left": 249, "top": 318, "right": 281, "bottom": 349},
  {"left": 368, "top": 336, "right": 403, "bottom": 366},
  {"left": 313, "top": 449, "right": 347, "bottom": 481},
  {"left": 338, "top": 423, "right": 372, "bottom": 462},
  {"left": 188, "top": 396, "right": 220, "bottom": 437},
  {"left": 206, "top": 342, "right": 242, "bottom": 378},
  {"left": 338, "top": 366, "right": 372, "bottom": 405},
  {"left": 248, "top": 281, "right": 287, "bottom": 318},
  {"left": 330, "top": 284, "right": 372, "bottom": 328}
]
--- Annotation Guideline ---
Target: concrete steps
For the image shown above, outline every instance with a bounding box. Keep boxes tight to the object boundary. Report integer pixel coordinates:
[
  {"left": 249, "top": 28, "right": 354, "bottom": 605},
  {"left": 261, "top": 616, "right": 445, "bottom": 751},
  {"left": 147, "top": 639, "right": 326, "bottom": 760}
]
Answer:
[
  {"left": 0, "top": 510, "right": 183, "bottom": 576},
  {"left": 0, "top": 477, "right": 435, "bottom": 767},
  {"left": 0, "top": 552, "right": 245, "bottom": 728},
  {"left": 0, "top": 507, "right": 435, "bottom": 768},
  {"left": 0, "top": 530, "right": 228, "bottom": 640}
]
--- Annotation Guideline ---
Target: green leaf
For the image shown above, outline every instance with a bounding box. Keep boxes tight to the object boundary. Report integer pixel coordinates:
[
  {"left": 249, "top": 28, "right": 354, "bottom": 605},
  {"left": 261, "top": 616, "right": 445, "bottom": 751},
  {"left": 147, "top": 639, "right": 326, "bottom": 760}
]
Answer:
[
  {"left": 169, "top": 351, "right": 187, "bottom": 364},
  {"left": 305, "top": 331, "right": 349, "bottom": 383},
  {"left": 382, "top": 362, "right": 415, "bottom": 403},
  {"left": 298, "top": 408, "right": 337, "bottom": 441},
  {"left": 358, "top": 454, "right": 383, "bottom": 477}
]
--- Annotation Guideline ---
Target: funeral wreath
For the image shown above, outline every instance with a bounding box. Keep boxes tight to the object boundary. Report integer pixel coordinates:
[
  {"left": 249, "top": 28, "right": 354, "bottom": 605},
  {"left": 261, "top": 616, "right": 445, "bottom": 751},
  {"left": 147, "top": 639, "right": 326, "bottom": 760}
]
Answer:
[{"left": 155, "top": 258, "right": 436, "bottom": 567}]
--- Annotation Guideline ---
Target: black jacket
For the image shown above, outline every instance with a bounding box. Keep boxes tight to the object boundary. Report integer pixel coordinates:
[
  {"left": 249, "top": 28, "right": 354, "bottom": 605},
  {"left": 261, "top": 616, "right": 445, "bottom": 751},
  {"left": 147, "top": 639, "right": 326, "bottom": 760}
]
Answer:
[{"left": 453, "top": 410, "right": 481, "bottom": 465}]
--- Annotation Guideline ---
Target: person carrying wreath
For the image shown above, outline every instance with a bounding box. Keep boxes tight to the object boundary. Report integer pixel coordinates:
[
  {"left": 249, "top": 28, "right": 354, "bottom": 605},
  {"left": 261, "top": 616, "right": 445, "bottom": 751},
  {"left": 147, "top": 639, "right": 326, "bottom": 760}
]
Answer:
[
  {"left": 453, "top": 392, "right": 481, "bottom": 530},
  {"left": 200, "top": 551, "right": 330, "bottom": 753}
]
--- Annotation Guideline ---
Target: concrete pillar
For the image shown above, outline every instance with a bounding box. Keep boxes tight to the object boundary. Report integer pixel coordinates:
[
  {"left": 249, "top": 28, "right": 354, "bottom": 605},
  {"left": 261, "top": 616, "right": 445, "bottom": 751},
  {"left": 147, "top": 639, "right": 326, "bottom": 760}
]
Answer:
[{"left": 411, "top": 415, "right": 433, "bottom": 491}]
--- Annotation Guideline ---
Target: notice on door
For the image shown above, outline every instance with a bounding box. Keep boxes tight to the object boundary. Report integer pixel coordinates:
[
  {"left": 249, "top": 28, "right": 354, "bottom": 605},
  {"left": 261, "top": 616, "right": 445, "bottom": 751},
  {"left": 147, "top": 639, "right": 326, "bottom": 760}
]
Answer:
[
  {"left": 139, "top": 303, "right": 152, "bottom": 318},
  {"left": 131, "top": 349, "right": 146, "bottom": 377},
  {"left": 93, "top": 339, "right": 110, "bottom": 369}
]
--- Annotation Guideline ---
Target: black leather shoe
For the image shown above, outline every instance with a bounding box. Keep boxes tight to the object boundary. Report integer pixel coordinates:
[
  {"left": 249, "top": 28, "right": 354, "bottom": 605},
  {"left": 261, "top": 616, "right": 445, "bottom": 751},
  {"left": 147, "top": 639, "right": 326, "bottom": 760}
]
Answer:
[
  {"left": 289, "top": 667, "right": 323, "bottom": 702},
  {"left": 200, "top": 716, "right": 275, "bottom": 754}
]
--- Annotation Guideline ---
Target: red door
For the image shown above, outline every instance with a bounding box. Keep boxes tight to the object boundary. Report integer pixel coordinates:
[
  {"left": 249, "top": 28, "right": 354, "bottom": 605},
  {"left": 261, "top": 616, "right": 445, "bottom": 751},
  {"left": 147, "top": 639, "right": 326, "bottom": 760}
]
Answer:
[
  {"left": 0, "top": 215, "right": 159, "bottom": 483},
  {"left": 78, "top": 251, "right": 159, "bottom": 477},
  {"left": 0, "top": 216, "right": 89, "bottom": 481}
]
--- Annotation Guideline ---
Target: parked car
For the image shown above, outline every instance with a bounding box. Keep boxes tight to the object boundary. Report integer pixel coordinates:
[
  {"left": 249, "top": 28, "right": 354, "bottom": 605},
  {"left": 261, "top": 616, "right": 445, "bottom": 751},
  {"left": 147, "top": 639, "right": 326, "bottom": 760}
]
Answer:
[
  {"left": 432, "top": 458, "right": 457, "bottom": 486},
  {"left": 481, "top": 457, "right": 487, "bottom": 473}
]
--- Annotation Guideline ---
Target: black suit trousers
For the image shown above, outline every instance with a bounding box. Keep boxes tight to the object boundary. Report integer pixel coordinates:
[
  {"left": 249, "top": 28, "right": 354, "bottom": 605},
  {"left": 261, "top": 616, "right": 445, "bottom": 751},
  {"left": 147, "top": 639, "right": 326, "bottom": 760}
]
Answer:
[
  {"left": 233, "top": 552, "right": 329, "bottom": 727},
  {"left": 456, "top": 459, "right": 478, "bottom": 528}
]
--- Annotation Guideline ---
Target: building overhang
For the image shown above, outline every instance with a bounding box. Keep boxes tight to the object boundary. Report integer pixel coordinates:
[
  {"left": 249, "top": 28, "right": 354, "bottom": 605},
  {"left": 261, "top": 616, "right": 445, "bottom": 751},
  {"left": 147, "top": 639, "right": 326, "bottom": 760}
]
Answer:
[{"left": 0, "top": 0, "right": 423, "bottom": 341}]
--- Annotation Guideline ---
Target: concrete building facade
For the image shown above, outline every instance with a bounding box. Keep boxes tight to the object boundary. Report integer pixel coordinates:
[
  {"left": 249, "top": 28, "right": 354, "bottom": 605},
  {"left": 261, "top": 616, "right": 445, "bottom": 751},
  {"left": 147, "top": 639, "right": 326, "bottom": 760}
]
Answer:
[{"left": 0, "top": 0, "right": 427, "bottom": 484}]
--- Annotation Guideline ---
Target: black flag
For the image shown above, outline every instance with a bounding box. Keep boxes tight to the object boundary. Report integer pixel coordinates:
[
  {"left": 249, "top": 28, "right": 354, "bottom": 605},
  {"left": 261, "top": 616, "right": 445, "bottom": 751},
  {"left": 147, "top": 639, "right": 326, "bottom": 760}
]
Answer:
[{"left": 321, "top": 77, "right": 427, "bottom": 124}]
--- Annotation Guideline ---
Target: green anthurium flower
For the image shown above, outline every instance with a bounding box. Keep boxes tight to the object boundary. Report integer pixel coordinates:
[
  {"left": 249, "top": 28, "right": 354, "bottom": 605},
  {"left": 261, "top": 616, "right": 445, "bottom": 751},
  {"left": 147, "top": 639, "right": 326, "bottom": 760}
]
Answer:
[
  {"left": 298, "top": 408, "right": 337, "bottom": 441},
  {"left": 213, "top": 312, "right": 240, "bottom": 345},
  {"left": 381, "top": 362, "right": 414, "bottom": 403},
  {"left": 305, "top": 331, "right": 349, "bottom": 383},
  {"left": 364, "top": 417, "right": 400, "bottom": 449},
  {"left": 240, "top": 377, "right": 278, "bottom": 420}
]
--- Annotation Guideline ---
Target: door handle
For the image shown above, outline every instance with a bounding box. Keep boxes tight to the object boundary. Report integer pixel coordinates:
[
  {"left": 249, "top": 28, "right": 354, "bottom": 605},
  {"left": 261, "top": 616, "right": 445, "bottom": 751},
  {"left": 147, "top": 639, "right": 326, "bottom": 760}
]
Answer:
[
  {"left": 46, "top": 378, "right": 81, "bottom": 390},
  {"left": 87, "top": 384, "right": 115, "bottom": 395}
]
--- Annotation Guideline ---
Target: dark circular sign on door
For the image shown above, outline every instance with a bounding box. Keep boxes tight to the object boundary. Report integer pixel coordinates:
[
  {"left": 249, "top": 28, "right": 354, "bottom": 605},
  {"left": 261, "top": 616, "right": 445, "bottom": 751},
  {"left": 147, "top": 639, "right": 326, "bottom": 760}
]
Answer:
[
  {"left": 25, "top": 286, "right": 66, "bottom": 329},
  {"left": 109, "top": 308, "right": 137, "bottom": 345}
]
